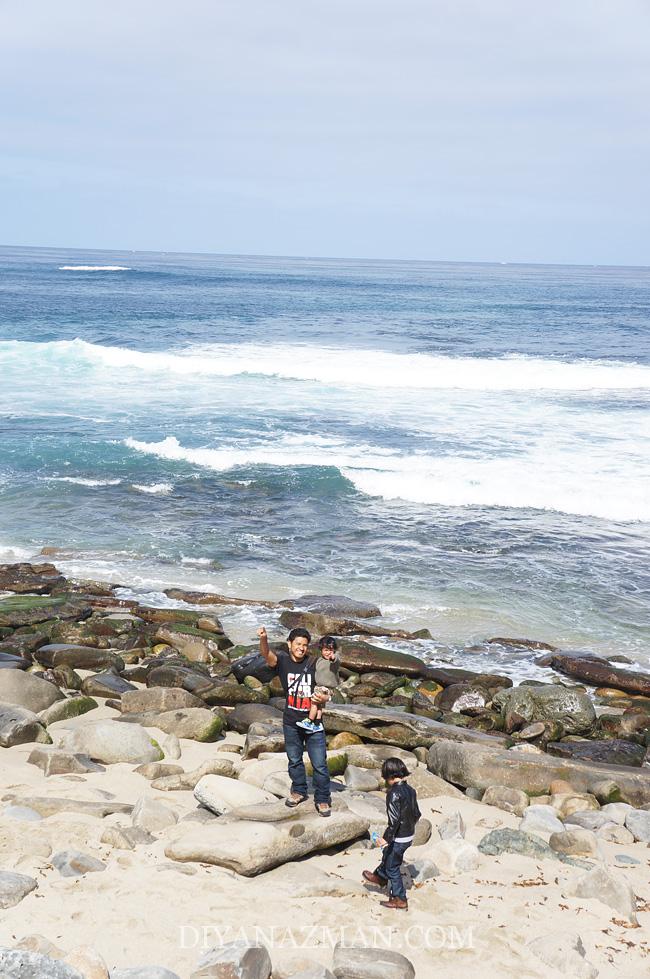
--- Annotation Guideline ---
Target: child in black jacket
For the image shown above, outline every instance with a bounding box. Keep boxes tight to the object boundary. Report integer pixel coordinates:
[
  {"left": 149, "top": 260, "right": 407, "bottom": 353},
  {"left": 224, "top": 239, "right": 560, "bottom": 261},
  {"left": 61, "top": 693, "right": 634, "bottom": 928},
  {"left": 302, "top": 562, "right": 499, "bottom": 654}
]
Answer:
[{"left": 362, "top": 757, "right": 421, "bottom": 910}]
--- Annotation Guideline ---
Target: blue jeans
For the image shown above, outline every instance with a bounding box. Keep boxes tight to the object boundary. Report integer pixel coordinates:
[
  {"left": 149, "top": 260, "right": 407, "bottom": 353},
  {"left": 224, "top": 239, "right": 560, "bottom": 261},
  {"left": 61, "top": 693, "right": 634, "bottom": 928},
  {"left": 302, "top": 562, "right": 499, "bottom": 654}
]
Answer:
[
  {"left": 375, "top": 840, "right": 411, "bottom": 900},
  {"left": 283, "top": 723, "right": 331, "bottom": 805}
]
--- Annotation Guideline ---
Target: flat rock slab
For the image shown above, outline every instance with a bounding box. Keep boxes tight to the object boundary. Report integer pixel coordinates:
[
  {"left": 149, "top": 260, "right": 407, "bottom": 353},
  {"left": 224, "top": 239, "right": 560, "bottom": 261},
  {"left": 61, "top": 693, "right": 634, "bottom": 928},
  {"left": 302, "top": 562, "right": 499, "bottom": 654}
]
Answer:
[
  {"left": 27, "top": 746, "right": 105, "bottom": 777},
  {"left": 121, "top": 688, "right": 206, "bottom": 713},
  {"left": 111, "top": 969, "right": 181, "bottom": 979},
  {"left": 0, "top": 948, "right": 84, "bottom": 978},
  {"left": 1, "top": 795, "right": 132, "bottom": 818},
  {"left": 544, "top": 650, "right": 650, "bottom": 697},
  {"left": 280, "top": 594, "right": 382, "bottom": 618},
  {"left": 34, "top": 645, "right": 125, "bottom": 671},
  {"left": 166, "top": 810, "right": 370, "bottom": 876},
  {"left": 194, "top": 774, "right": 275, "bottom": 814},
  {"left": 428, "top": 738, "right": 650, "bottom": 806},
  {"left": 0, "top": 871, "right": 38, "bottom": 908}
]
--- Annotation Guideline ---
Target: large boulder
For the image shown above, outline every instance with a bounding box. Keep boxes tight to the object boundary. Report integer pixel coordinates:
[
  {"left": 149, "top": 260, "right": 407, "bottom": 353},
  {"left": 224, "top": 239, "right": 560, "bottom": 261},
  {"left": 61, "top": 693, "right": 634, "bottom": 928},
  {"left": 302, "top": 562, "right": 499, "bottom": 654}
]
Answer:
[
  {"left": 194, "top": 774, "right": 276, "bottom": 814},
  {"left": 0, "top": 670, "right": 64, "bottom": 712},
  {"left": 427, "top": 739, "right": 650, "bottom": 806},
  {"left": 154, "top": 626, "right": 232, "bottom": 662},
  {"left": 0, "top": 703, "right": 51, "bottom": 747},
  {"left": 492, "top": 685, "right": 596, "bottom": 734},
  {"left": 139, "top": 708, "right": 224, "bottom": 742},
  {"left": 566, "top": 865, "right": 638, "bottom": 924},
  {"left": 34, "top": 644, "right": 125, "bottom": 671},
  {"left": 56, "top": 720, "right": 163, "bottom": 764},
  {"left": 166, "top": 809, "right": 369, "bottom": 876},
  {"left": 325, "top": 703, "right": 509, "bottom": 749},
  {"left": 80, "top": 672, "right": 136, "bottom": 698},
  {"left": 279, "top": 611, "right": 413, "bottom": 641}
]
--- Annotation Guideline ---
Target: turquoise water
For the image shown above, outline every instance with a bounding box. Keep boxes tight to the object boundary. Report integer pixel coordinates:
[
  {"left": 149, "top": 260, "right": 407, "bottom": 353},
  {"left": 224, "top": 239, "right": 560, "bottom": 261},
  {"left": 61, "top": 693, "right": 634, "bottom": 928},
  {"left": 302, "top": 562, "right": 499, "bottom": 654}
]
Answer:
[{"left": 1, "top": 245, "right": 649, "bottom": 672}]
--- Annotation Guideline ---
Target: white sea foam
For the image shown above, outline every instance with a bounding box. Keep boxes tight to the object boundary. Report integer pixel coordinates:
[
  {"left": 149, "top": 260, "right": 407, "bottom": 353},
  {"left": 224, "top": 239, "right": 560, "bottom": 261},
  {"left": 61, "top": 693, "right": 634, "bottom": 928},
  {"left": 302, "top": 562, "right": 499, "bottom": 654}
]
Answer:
[
  {"left": 3, "top": 338, "right": 649, "bottom": 392},
  {"left": 0, "top": 543, "right": 35, "bottom": 562},
  {"left": 131, "top": 482, "right": 173, "bottom": 495},
  {"left": 123, "top": 434, "right": 650, "bottom": 522},
  {"left": 49, "top": 476, "right": 122, "bottom": 487},
  {"left": 58, "top": 265, "right": 131, "bottom": 272}
]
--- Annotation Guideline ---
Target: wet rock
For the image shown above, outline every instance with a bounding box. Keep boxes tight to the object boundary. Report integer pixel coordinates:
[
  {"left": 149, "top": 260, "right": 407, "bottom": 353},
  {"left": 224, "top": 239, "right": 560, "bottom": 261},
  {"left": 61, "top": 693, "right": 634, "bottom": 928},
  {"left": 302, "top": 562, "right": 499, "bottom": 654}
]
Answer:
[
  {"left": 51, "top": 849, "right": 107, "bottom": 877},
  {"left": 624, "top": 808, "right": 650, "bottom": 842},
  {"left": 57, "top": 719, "right": 163, "bottom": 764},
  {"left": 27, "top": 745, "right": 105, "bottom": 776},
  {"left": 493, "top": 685, "right": 596, "bottom": 735},
  {"left": 81, "top": 672, "right": 137, "bottom": 698},
  {"left": 145, "top": 664, "right": 216, "bottom": 696},
  {"left": 567, "top": 865, "right": 638, "bottom": 924},
  {"left": 547, "top": 739, "right": 646, "bottom": 767},
  {"left": 519, "top": 805, "right": 564, "bottom": 836},
  {"left": 279, "top": 610, "right": 415, "bottom": 641},
  {"left": 482, "top": 785, "right": 529, "bottom": 816},
  {"left": 280, "top": 594, "right": 382, "bottom": 619},
  {"left": 35, "top": 645, "right": 125, "bottom": 672},
  {"left": 0, "top": 561, "right": 66, "bottom": 594},
  {"left": 39, "top": 696, "right": 98, "bottom": 725},
  {"left": 164, "top": 587, "right": 276, "bottom": 608},
  {"left": 0, "top": 669, "right": 64, "bottom": 712},
  {"left": 131, "top": 797, "right": 178, "bottom": 833},
  {"left": 154, "top": 626, "right": 232, "bottom": 662},
  {"left": 0, "top": 703, "right": 51, "bottom": 747},
  {"left": 190, "top": 941, "right": 271, "bottom": 979},
  {"left": 332, "top": 943, "right": 415, "bottom": 979},
  {"left": 527, "top": 933, "right": 598, "bottom": 979},
  {"left": 427, "top": 739, "right": 650, "bottom": 806},
  {"left": 0, "top": 870, "right": 38, "bottom": 908},
  {"left": 488, "top": 637, "right": 557, "bottom": 652},
  {"left": 543, "top": 650, "right": 650, "bottom": 698},
  {"left": 167, "top": 810, "right": 370, "bottom": 876},
  {"left": 0, "top": 948, "right": 84, "bottom": 978}
]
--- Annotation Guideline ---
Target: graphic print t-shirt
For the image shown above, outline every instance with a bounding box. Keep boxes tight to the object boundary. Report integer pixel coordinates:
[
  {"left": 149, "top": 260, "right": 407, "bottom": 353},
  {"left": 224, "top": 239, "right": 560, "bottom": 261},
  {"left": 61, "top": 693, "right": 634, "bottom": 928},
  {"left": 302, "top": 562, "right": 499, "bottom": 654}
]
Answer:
[{"left": 275, "top": 650, "right": 316, "bottom": 727}]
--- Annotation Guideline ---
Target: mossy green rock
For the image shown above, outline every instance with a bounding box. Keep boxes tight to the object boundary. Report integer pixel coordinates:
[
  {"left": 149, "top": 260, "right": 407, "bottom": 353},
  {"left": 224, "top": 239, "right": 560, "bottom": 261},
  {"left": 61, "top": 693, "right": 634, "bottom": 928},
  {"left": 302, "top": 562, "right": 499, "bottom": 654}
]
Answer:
[
  {"left": 39, "top": 696, "right": 98, "bottom": 725},
  {"left": 306, "top": 751, "right": 348, "bottom": 777}
]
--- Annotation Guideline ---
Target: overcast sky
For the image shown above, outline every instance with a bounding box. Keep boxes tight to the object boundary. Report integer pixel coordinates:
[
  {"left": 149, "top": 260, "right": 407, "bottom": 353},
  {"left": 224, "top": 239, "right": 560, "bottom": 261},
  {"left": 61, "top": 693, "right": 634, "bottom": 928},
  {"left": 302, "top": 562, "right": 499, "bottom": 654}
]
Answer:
[{"left": 1, "top": 0, "right": 649, "bottom": 264}]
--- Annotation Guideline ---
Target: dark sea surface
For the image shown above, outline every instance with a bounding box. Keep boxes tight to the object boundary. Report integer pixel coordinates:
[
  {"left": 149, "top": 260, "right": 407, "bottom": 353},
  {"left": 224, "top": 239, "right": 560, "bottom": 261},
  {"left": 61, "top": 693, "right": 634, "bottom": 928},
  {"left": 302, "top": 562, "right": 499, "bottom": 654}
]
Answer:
[{"left": 1, "top": 245, "right": 649, "bottom": 676}]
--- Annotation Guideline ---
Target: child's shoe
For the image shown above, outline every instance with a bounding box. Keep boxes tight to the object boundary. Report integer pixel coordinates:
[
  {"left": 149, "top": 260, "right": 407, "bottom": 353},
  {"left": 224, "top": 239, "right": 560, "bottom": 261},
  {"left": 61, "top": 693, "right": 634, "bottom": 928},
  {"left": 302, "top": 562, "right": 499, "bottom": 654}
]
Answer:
[{"left": 296, "top": 718, "right": 316, "bottom": 732}]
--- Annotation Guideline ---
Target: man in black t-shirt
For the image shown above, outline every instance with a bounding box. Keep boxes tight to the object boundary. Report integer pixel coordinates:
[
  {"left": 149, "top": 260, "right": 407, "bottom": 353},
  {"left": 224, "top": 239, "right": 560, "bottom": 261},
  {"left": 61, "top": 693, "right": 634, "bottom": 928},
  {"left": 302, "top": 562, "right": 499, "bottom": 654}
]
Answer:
[{"left": 258, "top": 626, "right": 332, "bottom": 816}]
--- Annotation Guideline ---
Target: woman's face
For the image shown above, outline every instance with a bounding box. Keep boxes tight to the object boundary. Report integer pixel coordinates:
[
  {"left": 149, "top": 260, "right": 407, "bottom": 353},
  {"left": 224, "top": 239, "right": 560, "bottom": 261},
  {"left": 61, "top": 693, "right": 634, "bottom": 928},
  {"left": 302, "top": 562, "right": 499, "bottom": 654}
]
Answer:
[{"left": 288, "top": 636, "right": 310, "bottom": 660}]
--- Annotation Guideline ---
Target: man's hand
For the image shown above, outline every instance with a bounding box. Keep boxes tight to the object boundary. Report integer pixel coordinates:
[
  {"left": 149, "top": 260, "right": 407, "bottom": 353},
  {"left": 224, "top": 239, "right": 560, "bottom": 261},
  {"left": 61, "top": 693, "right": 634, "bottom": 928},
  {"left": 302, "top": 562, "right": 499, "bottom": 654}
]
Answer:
[
  {"left": 312, "top": 689, "right": 330, "bottom": 705},
  {"left": 257, "top": 627, "right": 267, "bottom": 639},
  {"left": 257, "top": 626, "right": 277, "bottom": 667}
]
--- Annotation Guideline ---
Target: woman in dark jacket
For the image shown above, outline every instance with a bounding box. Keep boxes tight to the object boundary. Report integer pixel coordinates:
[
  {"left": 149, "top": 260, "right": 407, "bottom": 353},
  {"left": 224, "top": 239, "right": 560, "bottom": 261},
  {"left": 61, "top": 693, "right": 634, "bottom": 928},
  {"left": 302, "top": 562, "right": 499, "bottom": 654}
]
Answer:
[{"left": 362, "top": 757, "right": 421, "bottom": 910}]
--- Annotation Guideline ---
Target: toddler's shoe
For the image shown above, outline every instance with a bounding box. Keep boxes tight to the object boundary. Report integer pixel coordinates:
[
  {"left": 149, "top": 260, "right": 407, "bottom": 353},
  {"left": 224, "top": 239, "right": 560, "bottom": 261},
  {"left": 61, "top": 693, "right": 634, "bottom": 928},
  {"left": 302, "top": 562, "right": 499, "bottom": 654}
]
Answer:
[{"left": 296, "top": 718, "right": 316, "bottom": 732}]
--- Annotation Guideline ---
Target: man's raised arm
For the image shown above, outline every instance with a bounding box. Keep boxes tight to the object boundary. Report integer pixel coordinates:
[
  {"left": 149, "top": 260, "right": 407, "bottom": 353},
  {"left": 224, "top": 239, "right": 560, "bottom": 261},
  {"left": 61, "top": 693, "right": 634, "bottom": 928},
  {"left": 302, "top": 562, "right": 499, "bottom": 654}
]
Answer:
[{"left": 257, "top": 626, "right": 278, "bottom": 668}]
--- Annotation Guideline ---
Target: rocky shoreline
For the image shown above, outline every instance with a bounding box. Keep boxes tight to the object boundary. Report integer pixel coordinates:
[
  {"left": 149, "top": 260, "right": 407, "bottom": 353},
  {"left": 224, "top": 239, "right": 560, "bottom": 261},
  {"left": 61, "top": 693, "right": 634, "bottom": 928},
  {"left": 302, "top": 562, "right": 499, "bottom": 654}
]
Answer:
[{"left": 0, "top": 560, "right": 649, "bottom": 978}]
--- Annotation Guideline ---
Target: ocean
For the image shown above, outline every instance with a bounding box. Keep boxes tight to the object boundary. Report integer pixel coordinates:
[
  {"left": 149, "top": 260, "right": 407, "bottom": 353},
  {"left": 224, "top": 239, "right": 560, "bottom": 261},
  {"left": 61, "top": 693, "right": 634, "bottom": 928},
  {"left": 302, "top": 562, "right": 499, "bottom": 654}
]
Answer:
[{"left": 1, "top": 245, "right": 649, "bottom": 679}]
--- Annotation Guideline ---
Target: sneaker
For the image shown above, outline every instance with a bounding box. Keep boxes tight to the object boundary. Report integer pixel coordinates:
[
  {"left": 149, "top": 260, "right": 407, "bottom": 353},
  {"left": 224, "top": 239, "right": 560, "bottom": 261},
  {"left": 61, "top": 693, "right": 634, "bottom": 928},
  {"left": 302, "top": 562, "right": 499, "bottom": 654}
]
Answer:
[
  {"left": 296, "top": 718, "right": 315, "bottom": 731},
  {"left": 316, "top": 802, "right": 331, "bottom": 817},
  {"left": 285, "top": 792, "right": 308, "bottom": 808}
]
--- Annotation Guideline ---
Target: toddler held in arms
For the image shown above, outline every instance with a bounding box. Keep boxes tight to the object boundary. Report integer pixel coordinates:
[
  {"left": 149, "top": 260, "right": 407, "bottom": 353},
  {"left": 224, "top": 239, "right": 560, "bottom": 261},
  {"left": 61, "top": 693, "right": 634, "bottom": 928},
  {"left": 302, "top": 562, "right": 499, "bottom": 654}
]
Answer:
[{"left": 296, "top": 634, "right": 340, "bottom": 734}]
